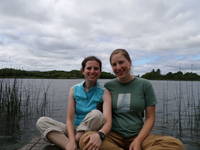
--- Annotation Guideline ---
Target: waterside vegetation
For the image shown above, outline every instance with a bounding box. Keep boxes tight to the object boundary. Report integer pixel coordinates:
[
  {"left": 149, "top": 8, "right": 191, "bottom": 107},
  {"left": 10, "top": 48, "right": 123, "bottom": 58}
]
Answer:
[
  {"left": 0, "top": 68, "right": 115, "bottom": 79},
  {"left": 153, "top": 80, "right": 200, "bottom": 145},
  {"left": 141, "top": 69, "right": 200, "bottom": 81},
  {"left": 1, "top": 68, "right": 200, "bottom": 81},
  {"left": 0, "top": 78, "right": 52, "bottom": 141}
]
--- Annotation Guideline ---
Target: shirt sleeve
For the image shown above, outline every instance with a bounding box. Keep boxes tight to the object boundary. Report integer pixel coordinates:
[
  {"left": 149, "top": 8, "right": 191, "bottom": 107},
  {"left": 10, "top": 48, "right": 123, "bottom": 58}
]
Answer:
[{"left": 144, "top": 81, "right": 157, "bottom": 107}]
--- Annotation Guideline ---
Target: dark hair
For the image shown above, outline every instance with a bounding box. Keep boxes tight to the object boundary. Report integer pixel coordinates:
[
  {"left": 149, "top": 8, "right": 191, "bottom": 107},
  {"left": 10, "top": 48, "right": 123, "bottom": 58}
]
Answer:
[
  {"left": 81, "top": 56, "right": 102, "bottom": 71},
  {"left": 110, "top": 49, "right": 132, "bottom": 64}
]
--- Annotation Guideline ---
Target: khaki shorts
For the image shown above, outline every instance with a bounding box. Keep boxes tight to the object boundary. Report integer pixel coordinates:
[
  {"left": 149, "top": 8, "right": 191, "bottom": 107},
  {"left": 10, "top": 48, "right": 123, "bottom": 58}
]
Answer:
[{"left": 36, "top": 109, "right": 104, "bottom": 142}]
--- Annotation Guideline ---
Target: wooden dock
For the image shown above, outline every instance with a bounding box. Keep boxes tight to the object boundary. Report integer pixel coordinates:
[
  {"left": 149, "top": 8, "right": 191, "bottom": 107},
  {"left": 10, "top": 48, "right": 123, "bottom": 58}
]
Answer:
[
  {"left": 17, "top": 136, "right": 189, "bottom": 150},
  {"left": 18, "top": 137, "right": 62, "bottom": 150}
]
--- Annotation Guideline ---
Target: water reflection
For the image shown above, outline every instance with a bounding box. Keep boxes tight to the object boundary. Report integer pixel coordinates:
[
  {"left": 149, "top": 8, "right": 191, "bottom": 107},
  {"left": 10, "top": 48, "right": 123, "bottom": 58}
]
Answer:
[{"left": 0, "top": 79, "right": 199, "bottom": 150}]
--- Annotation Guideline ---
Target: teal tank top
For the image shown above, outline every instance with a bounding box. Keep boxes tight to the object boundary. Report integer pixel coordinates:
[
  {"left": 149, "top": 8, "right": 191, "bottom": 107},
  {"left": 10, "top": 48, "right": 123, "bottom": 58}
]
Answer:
[{"left": 73, "top": 81, "right": 104, "bottom": 126}]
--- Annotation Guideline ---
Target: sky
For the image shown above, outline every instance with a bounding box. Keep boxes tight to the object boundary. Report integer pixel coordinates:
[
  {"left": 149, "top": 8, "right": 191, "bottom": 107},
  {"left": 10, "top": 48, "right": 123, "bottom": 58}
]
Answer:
[{"left": 0, "top": 0, "right": 200, "bottom": 76}]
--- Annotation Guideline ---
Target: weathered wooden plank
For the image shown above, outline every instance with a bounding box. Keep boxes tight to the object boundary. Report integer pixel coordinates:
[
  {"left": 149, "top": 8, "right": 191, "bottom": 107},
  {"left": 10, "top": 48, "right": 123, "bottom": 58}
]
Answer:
[{"left": 18, "top": 137, "right": 61, "bottom": 150}]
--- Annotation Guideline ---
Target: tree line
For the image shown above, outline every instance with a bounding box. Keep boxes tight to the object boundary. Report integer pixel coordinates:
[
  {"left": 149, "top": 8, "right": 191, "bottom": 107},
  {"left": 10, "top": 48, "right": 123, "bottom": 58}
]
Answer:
[
  {"left": 0, "top": 68, "right": 200, "bottom": 81},
  {"left": 141, "top": 69, "right": 200, "bottom": 81},
  {"left": 0, "top": 68, "right": 115, "bottom": 79}
]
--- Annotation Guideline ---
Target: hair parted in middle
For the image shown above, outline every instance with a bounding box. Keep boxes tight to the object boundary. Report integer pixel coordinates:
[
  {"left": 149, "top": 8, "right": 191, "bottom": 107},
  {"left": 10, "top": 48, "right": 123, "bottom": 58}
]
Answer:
[
  {"left": 81, "top": 56, "right": 102, "bottom": 71},
  {"left": 109, "top": 49, "right": 132, "bottom": 64}
]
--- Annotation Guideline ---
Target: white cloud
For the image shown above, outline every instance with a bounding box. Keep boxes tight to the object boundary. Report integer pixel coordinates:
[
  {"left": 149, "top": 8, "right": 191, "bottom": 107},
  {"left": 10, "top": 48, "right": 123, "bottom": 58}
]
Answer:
[{"left": 0, "top": 0, "right": 200, "bottom": 75}]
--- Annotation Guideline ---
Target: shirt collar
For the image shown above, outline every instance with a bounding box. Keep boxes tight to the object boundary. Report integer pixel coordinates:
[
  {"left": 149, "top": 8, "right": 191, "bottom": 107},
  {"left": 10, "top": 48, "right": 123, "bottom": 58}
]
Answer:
[{"left": 81, "top": 81, "right": 99, "bottom": 91}]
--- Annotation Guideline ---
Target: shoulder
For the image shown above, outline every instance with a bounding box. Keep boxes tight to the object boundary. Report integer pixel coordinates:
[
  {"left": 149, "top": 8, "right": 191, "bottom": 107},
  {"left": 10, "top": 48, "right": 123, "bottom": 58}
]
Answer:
[
  {"left": 72, "top": 81, "right": 83, "bottom": 89},
  {"left": 105, "top": 78, "right": 118, "bottom": 85},
  {"left": 72, "top": 81, "right": 84, "bottom": 95},
  {"left": 104, "top": 78, "right": 118, "bottom": 87},
  {"left": 96, "top": 82, "right": 104, "bottom": 93},
  {"left": 135, "top": 77, "right": 152, "bottom": 86}
]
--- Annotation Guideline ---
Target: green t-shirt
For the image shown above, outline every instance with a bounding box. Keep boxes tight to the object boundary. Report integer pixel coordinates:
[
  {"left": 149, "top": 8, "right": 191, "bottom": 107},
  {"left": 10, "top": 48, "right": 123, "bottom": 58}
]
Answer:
[{"left": 104, "top": 77, "right": 157, "bottom": 138}]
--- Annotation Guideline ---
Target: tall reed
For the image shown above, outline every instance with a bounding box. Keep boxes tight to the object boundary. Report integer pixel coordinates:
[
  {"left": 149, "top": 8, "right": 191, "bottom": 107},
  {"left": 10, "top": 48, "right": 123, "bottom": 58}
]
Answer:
[
  {"left": 0, "top": 79, "right": 52, "bottom": 136},
  {"left": 0, "top": 79, "right": 21, "bottom": 117},
  {"left": 153, "top": 80, "right": 200, "bottom": 145}
]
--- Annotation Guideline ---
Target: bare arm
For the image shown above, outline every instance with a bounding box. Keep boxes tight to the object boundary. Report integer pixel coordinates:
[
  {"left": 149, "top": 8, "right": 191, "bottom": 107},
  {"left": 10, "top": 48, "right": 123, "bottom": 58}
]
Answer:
[
  {"left": 83, "top": 89, "right": 112, "bottom": 150},
  {"left": 99, "top": 89, "right": 112, "bottom": 134},
  {"left": 136, "top": 106, "right": 155, "bottom": 141},
  {"left": 129, "top": 106, "right": 156, "bottom": 150},
  {"left": 66, "top": 87, "right": 76, "bottom": 149}
]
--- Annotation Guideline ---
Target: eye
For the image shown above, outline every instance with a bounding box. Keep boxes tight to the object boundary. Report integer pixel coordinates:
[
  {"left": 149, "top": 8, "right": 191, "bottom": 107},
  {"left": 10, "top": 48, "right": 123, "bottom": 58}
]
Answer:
[
  {"left": 86, "top": 67, "right": 92, "bottom": 70},
  {"left": 111, "top": 62, "right": 116, "bottom": 67},
  {"left": 118, "top": 60, "right": 124, "bottom": 64},
  {"left": 94, "top": 67, "right": 100, "bottom": 70}
]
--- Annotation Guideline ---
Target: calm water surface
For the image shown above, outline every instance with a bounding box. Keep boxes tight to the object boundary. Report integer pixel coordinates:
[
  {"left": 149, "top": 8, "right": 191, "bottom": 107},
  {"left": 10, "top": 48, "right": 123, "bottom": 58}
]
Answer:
[{"left": 0, "top": 79, "right": 199, "bottom": 150}]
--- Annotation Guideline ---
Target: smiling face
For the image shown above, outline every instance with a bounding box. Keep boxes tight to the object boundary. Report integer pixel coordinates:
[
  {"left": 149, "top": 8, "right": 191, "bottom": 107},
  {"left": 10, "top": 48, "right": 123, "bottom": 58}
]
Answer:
[
  {"left": 110, "top": 53, "right": 132, "bottom": 82},
  {"left": 82, "top": 60, "right": 101, "bottom": 83}
]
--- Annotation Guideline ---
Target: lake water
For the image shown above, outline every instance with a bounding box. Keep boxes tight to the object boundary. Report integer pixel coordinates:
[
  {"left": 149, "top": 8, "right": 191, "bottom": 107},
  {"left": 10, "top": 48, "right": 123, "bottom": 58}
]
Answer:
[{"left": 0, "top": 79, "right": 199, "bottom": 150}]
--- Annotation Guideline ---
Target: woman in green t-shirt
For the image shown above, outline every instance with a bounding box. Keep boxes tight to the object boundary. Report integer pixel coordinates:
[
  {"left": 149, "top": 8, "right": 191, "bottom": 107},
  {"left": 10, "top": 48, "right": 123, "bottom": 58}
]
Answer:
[{"left": 102, "top": 49, "right": 184, "bottom": 150}]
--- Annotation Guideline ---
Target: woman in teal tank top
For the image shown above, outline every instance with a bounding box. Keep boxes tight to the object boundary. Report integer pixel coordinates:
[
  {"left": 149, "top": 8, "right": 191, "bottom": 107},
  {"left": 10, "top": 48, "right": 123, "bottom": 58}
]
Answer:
[
  {"left": 36, "top": 56, "right": 112, "bottom": 150},
  {"left": 66, "top": 56, "right": 112, "bottom": 150}
]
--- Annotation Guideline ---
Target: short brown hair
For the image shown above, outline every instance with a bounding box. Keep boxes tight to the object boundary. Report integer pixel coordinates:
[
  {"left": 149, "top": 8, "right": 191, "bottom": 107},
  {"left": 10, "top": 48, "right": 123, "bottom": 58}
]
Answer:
[{"left": 81, "top": 56, "right": 102, "bottom": 71}]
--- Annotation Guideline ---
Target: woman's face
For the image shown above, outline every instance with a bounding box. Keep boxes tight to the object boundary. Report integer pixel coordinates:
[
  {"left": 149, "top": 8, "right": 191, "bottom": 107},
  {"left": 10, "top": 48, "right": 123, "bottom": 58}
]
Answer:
[
  {"left": 82, "top": 60, "right": 101, "bottom": 82},
  {"left": 110, "top": 53, "right": 131, "bottom": 80}
]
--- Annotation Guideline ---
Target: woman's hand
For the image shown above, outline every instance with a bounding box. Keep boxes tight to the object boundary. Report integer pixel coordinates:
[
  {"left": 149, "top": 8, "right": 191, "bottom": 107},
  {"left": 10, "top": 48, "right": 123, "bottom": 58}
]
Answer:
[
  {"left": 129, "top": 106, "right": 155, "bottom": 150},
  {"left": 129, "top": 138, "right": 142, "bottom": 150},
  {"left": 83, "top": 132, "right": 102, "bottom": 150},
  {"left": 66, "top": 139, "right": 77, "bottom": 150}
]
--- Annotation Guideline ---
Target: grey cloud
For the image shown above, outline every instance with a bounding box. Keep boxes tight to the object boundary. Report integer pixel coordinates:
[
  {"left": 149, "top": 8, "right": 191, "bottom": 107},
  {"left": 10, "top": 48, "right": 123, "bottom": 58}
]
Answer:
[
  {"left": 0, "top": 0, "right": 200, "bottom": 75},
  {"left": 0, "top": 0, "right": 52, "bottom": 22}
]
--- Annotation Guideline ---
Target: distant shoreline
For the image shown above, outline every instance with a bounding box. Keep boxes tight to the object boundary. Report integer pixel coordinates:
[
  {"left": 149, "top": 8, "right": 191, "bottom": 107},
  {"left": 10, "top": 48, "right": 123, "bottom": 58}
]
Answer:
[{"left": 0, "top": 68, "right": 200, "bottom": 81}]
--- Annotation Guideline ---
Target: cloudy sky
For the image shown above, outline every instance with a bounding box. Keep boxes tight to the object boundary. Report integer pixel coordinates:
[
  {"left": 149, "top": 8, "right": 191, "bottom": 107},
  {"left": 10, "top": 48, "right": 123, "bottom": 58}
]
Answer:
[{"left": 0, "top": 0, "right": 200, "bottom": 75}]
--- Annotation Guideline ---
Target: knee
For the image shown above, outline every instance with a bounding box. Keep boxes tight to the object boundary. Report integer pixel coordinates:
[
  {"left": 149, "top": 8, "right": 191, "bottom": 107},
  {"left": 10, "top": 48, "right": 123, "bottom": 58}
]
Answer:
[
  {"left": 91, "top": 109, "right": 104, "bottom": 122},
  {"left": 91, "top": 109, "right": 102, "bottom": 115},
  {"left": 79, "top": 131, "right": 96, "bottom": 150},
  {"left": 77, "top": 110, "right": 105, "bottom": 131},
  {"left": 163, "top": 136, "right": 185, "bottom": 150},
  {"left": 143, "top": 135, "right": 185, "bottom": 150},
  {"left": 90, "top": 109, "right": 105, "bottom": 129},
  {"left": 36, "top": 116, "right": 50, "bottom": 130}
]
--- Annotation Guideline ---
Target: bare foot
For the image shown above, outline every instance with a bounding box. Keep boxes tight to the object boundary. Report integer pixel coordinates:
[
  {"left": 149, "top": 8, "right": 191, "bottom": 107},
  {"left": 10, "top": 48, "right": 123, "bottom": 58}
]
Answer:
[{"left": 75, "top": 131, "right": 84, "bottom": 142}]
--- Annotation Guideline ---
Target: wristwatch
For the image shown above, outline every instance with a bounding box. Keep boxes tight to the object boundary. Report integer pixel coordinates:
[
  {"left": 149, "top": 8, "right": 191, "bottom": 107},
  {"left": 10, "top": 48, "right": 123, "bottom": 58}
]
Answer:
[{"left": 98, "top": 131, "right": 105, "bottom": 141}]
